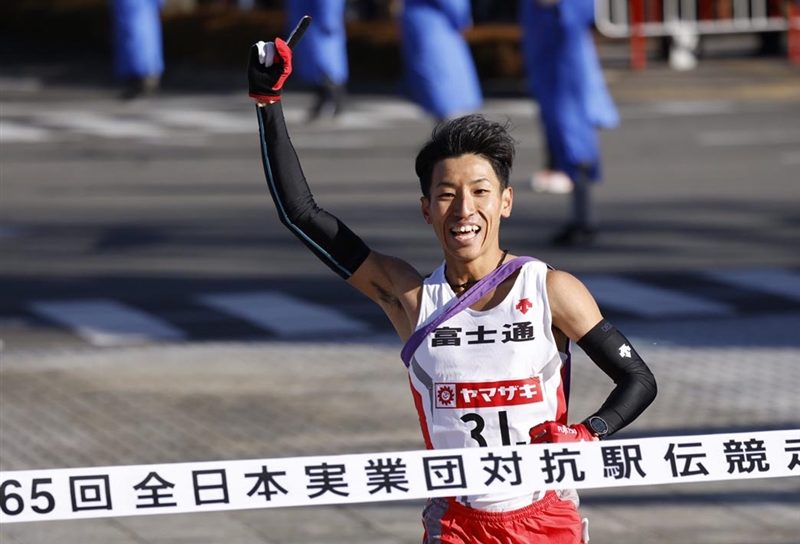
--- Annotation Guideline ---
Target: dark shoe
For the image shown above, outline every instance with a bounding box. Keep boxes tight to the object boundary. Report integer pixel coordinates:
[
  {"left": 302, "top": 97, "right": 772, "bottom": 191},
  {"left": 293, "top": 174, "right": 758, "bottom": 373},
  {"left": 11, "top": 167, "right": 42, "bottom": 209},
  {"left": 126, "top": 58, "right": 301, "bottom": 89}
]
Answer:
[
  {"left": 308, "top": 80, "right": 344, "bottom": 122},
  {"left": 550, "top": 224, "right": 597, "bottom": 247},
  {"left": 120, "top": 75, "right": 160, "bottom": 100}
]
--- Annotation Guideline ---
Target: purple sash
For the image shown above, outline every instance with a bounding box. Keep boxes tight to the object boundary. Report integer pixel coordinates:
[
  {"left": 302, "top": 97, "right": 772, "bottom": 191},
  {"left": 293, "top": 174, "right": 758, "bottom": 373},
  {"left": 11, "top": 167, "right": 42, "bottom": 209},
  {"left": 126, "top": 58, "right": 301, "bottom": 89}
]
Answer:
[{"left": 400, "top": 257, "right": 534, "bottom": 367}]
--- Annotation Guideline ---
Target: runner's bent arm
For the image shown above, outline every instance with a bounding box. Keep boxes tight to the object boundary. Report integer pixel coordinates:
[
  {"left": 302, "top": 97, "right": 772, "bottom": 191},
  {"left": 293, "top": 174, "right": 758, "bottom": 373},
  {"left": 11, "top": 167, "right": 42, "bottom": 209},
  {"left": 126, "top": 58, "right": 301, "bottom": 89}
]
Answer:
[
  {"left": 256, "top": 102, "right": 369, "bottom": 278},
  {"left": 547, "top": 270, "right": 657, "bottom": 437},
  {"left": 255, "top": 101, "right": 423, "bottom": 338}
]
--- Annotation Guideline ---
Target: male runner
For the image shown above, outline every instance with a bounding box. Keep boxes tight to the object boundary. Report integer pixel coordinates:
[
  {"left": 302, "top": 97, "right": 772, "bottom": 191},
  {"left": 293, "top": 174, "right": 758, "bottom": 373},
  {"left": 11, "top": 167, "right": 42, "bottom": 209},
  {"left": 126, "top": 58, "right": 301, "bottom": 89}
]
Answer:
[{"left": 248, "top": 34, "right": 656, "bottom": 544}]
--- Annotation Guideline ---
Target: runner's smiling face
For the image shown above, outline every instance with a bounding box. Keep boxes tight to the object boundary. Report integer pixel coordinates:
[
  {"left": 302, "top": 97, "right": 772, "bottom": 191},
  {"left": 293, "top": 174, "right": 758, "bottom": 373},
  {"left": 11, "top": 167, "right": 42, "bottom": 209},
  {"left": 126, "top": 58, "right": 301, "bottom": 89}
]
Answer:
[{"left": 421, "top": 153, "right": 513, "bottom": 262}]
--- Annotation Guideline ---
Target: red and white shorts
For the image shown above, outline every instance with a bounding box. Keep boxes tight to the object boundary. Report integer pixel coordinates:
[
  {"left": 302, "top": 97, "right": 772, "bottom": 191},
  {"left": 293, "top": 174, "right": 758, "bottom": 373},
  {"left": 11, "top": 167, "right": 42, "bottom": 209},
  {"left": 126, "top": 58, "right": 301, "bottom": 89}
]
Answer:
[{"left": 422, "top": 491, "right": 586, "bottom": 544}]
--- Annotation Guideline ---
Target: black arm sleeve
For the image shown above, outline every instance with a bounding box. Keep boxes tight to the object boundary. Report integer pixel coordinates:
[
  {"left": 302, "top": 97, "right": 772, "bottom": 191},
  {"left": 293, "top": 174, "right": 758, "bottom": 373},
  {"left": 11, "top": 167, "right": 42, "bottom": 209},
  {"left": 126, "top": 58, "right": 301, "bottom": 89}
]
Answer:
[
  {"left": 256, "top": 102, "right": 371, "bottom": 279},
  {"left": 577, "top": 319, "right": 657, "bottom": 437}
]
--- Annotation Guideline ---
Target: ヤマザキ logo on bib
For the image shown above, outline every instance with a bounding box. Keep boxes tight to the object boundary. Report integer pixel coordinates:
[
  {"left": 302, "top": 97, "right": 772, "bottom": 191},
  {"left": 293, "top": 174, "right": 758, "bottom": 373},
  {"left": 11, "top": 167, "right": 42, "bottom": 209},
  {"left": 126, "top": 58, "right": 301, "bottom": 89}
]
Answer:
[{"left": 435, "top": 377, "right": 543, "bottom": 409}]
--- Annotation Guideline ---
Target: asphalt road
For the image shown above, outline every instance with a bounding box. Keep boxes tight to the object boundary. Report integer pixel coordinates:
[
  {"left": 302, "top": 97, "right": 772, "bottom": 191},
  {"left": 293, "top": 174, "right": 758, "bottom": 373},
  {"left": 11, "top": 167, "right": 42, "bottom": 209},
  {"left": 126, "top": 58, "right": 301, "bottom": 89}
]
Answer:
[
  {"left": 1, "top": 60, "right": 799, "bottom": 349},
  {"left": 1, "top": 58, "right": 799, "bottom": 543}
]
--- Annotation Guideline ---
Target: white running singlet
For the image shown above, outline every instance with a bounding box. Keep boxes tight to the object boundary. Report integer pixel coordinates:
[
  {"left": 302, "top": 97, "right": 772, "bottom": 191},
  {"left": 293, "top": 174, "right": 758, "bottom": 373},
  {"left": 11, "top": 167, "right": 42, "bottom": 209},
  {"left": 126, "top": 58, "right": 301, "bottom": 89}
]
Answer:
[{"left": 407, "top": 259, "right": 572, "bottom": 512}]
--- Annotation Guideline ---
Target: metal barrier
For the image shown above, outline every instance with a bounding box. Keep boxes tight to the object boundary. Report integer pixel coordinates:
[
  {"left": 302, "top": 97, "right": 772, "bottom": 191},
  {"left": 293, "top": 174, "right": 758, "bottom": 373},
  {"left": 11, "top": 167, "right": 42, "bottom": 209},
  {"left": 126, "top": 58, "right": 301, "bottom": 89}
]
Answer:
[{"left": 595, "top": 0, "right": 800, "bottom": 68}]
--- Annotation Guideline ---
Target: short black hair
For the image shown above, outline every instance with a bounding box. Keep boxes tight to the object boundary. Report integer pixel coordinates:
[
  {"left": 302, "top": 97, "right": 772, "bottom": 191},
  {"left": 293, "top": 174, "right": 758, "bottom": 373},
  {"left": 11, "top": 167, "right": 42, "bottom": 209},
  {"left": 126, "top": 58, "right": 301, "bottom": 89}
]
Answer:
[{"left": 415, "top": 114, "right": 515, "bottom": 198}]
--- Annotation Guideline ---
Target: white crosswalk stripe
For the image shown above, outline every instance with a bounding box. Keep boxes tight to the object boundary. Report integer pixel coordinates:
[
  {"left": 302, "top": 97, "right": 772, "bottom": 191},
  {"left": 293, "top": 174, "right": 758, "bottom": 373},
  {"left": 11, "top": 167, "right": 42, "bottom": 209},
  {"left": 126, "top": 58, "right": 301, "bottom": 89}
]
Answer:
[
  {"left": 196, "top": 291, "right": 370, "bottom": 336},
  {"left": 579, "top": 275, "right": 734, "bottom": 318},
  {"left": 29, "top": 299, "right": 184, "bottom": 347},
  {"left": 151, "top": 110, "right": 255, "bottom": 133},
  {"left": 3, "top": 106, "right": 409, "bottom": 143},
  {"left": 703, "top": 268, "right": 800, "bottom": 302},
  {"left": 6, "top": 96, "right": 759, "bottom": 146},
  {"left": 0, "top": 97, "right": 535, "bottom": 146},
  {"left": 35, "top": 111, "right": 168, "bottom": 139},
  {"left": 12, "top": 268, "right": 799, "bottom": 347},
  {"left": 0, "top": 121, "right": 52, "bottom": 143}
]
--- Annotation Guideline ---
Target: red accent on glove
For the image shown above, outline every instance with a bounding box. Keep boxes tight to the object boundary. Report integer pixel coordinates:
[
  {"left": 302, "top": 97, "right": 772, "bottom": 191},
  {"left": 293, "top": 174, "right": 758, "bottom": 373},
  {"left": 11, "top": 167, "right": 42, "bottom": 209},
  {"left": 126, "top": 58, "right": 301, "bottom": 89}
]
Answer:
[
  {"left": 529, "top": 421, "right": 596, "bottom": 444},
  {"left": 249, "top": 95, "right": 282, "bottom": 104},
  {"left": 272, "top": 37, "right": 293, "bottom": 91}
]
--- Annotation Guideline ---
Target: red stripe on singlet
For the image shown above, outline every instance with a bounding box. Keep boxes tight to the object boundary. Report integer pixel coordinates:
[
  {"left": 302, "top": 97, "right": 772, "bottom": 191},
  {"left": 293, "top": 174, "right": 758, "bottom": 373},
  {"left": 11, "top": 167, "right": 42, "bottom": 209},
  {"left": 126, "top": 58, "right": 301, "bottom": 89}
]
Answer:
[
  {"left": 408, "top": 376, "right": 434, "bottom": 450},
  {"left": 555, "top": 347, "right": 572, "bottom": 424}
]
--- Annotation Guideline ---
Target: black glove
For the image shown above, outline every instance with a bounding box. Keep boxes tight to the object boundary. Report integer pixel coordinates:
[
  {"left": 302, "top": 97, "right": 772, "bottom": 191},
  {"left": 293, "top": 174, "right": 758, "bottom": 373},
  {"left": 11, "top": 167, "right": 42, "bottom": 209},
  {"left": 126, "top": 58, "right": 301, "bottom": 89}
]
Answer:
[{"left": 248, "top": 37, "right": 292, "bottom": 103}]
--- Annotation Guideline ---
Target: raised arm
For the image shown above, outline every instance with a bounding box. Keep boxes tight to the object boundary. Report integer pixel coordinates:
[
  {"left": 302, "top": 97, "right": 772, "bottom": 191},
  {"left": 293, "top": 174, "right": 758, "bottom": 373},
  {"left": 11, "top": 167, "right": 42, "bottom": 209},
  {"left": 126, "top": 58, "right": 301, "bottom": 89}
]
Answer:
[
  {"left": 255, "top": 101, "right": 372, "bottom": 278},
  {"left": 531, "top": 270, "right": 657, "bottom": 442},
  {"left": 249, "top": 39, "right": 370, "bottom": 279},
  {"left": 248, "top": 37, "right": 423, "bottom": 338}
]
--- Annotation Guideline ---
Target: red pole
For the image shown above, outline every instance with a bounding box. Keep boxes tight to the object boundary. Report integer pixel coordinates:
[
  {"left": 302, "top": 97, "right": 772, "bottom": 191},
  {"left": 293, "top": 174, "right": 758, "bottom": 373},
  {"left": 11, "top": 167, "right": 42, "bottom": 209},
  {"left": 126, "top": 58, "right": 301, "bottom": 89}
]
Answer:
[
  {"left": 790, "top": 2, "right": 800, "bottom": 65},
  {"left": 630, "top": 0, "right": 647, "bottom": 69},
  {"left": 698, "top": 0, "right": 712, "bottom": 21}
]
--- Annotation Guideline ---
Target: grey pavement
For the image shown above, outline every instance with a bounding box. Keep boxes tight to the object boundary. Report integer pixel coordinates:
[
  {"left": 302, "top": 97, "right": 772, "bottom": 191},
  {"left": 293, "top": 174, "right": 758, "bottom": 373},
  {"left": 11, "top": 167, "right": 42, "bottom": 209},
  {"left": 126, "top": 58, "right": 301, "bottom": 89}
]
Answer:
[
  {"left": 2, "top": 57, "right": 800, "bottom": 542},
  {"left": 1, "top": 329, "right": 799, "bottom": 543}
]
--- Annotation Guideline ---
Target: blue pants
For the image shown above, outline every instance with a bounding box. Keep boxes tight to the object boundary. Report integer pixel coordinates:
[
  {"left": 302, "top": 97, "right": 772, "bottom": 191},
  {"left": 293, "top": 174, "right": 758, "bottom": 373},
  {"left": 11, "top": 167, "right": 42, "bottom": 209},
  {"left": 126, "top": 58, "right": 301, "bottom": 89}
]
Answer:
[
  {"left": 112, "top": 0, "right": 164, "bottom": 79},
  {"left": 286, "top": 0, "right": 348, "bottom": 85},
  {"left": 520, "top": 0, "right": 618, "bottom": 181},
  {"left": 401, "top": 0, "right": 482, "bottom": 119}
]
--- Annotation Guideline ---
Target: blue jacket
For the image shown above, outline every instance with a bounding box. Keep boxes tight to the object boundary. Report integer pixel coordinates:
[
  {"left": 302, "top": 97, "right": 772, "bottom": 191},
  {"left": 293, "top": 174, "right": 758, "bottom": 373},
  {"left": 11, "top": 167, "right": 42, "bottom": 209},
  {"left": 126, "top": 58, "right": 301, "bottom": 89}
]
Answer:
[
  {"left": 520, "top": 0, "right": 619, "bottom": 181},
  {"left": 112, "top": 0, "right": 164, "bottom": 78},
  {"left": 401, "top": 0, "right": 483, "bottom": 118},
  {"left": 286, "top": 0, "right": 348, "bottom": 85}
]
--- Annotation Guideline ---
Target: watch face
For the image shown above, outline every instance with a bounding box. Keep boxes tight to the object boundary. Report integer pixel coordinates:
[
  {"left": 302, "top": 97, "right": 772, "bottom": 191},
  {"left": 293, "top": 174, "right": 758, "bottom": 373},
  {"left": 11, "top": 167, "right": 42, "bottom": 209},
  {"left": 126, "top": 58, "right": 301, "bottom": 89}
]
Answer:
[{"left": 589, "top": 417, "right": 608, "bottom": 436}]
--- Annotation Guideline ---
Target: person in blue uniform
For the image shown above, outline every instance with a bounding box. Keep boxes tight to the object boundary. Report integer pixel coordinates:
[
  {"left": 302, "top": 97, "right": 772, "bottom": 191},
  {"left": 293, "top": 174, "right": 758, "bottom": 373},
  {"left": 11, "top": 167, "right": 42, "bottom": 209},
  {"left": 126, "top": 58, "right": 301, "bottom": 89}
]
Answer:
[
  {"left": 520, "top": 0, "right": 619, "bottom": 246},
  {"left": 285, "top": 0, "right": 349, "bottom": 120},
  {"left": 111, "top": 0, "right": 164, "bottom": 99},
  {"left": 400, "top": 0, "right": 483, "bottom": 120}
]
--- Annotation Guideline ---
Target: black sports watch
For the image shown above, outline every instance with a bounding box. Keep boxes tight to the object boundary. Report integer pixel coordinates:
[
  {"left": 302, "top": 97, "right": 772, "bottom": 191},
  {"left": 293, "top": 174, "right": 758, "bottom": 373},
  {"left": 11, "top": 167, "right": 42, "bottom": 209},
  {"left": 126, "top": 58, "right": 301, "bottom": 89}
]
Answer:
[{"left": 586, "top": 416, "right": 609, "bottom": 439}]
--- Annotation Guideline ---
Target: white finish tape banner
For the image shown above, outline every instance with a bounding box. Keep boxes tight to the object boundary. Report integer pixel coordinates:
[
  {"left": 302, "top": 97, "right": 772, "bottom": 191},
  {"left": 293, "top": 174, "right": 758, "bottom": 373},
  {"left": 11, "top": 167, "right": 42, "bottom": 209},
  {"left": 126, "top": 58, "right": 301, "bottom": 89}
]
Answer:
[{"left": 2, "top": 429, "right": 798, "bottom": 523}]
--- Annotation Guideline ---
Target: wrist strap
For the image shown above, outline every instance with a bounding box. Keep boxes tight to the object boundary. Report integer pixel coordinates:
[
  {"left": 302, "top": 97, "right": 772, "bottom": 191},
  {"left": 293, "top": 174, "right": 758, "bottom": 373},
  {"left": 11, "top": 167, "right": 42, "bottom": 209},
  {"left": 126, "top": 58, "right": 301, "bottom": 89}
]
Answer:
[{"left": 401, "top": 257, "right": 534, "bottom": 367}]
